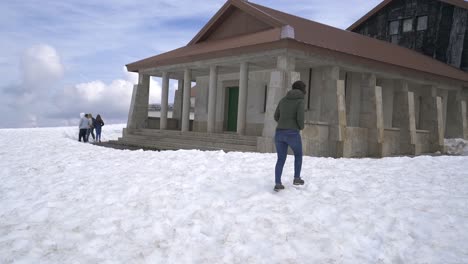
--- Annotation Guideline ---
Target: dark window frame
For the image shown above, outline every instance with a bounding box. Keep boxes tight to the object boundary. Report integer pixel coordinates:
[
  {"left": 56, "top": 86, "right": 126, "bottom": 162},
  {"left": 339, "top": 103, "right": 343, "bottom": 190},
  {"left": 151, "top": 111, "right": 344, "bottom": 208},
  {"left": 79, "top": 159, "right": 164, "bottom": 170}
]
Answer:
[
  {"left": 389, "top": 20, "right": 400, "bottom": 35},
  {"left": 403, "top": 18, "right": 414, "bottom": 32},
  {"left": 416, "top": 16, "right": 428, "bottom": 31}
]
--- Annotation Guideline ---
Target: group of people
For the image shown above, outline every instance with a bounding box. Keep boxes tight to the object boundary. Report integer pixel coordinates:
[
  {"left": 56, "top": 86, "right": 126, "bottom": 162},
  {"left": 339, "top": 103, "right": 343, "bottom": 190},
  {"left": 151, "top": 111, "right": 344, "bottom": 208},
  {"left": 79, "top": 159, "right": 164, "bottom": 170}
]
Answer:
[{"left": 79, "top": 113, "right": 104, "bottom": 143}]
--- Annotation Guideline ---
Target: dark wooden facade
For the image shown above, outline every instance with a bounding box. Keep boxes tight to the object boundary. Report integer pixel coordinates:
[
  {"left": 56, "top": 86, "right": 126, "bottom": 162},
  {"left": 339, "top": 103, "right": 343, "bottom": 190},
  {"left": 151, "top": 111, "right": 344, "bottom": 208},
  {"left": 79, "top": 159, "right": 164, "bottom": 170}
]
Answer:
[{"left": 351, "top": 0, "right": 468, "bottom": 72}]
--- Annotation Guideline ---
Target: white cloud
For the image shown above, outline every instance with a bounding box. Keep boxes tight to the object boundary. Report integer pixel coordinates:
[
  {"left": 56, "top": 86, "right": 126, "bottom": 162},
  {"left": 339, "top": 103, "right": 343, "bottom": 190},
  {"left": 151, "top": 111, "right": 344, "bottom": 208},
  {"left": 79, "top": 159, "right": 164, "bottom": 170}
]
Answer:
[
  {"left": 0, "top": 45, "right": 172, "bottom": 128},
  {"left": 21, "top": 44, "right": 64, "bottom": 88}
]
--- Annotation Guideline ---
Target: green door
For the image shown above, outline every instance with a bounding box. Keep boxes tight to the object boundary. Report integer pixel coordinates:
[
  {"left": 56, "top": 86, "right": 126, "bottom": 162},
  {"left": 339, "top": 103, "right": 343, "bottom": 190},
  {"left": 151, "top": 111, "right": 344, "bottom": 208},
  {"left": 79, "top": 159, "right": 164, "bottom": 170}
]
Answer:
[{"left": 227, "top": 87, "right": 239, "bottom": 132}]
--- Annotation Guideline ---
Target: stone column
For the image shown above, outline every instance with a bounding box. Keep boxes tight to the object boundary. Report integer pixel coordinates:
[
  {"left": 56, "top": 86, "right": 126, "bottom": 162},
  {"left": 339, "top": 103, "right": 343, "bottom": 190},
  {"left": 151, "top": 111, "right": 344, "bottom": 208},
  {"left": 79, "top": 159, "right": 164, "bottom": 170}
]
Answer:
[
  {"left": 380, "top": 79, "right": 395, "bottom": 128},
  {"left": 207, "top": 66, "right": 218, "bottom": 133},
  {"left": 160, "top": 72, "right": 169, "bottom": 130},
  {"left": 181, "top": 69, "right": 192, "bottom": 132},
  {"left": 420, "top": 86, "right": 445, "bottom": 152},
  {"left": 336, "top": 80, "right": 347, "bottom": 157},
  {"left": 345, "top": 72, "right": 362, "bottom": 127},
  {"left": 309, "top": 69, "right": 322, "bottom": 121},
  {"left": 237, "top": 62, "right": 249, "bottom": 135},
  {"left": 259, "top": 55, "right": 298, "bottom": 153},
  {"left": 172, "top": 80, "right": 183, "bottom": 124},
  {"left": 127, "top": 73, "right": 150, "bottom": 130},
  {"left": 393, "top": 80, "right": 416, "bottom": 155},
  {"left": 359, "top": 73, "right": 384, "bottom": 157},
  {"left": 446, "top": 90, "right": 468, "bottom": 139},
  {"left": 319, "top": 66, "right": 340, "bottom": 123},
  {"left": 318, "top": 66, "right": 349, "bottom": 157}
]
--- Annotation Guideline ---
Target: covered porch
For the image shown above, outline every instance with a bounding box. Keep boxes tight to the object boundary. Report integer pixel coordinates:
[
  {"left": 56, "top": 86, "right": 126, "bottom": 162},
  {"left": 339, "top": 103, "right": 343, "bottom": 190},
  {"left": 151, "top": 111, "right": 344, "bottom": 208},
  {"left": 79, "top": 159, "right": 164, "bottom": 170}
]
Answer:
[{"left": 117, "top": 48, "right": 468, "bottom": 157}]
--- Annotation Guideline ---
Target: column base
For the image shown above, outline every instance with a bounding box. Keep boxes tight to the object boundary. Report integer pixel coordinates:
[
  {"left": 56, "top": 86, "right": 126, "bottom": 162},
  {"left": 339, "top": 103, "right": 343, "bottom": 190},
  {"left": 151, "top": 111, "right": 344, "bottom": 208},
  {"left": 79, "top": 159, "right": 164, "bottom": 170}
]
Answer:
[
  {"left": 257, "top": 137, "right": 275, "bottom": 153},
  {"left": 400, "top": 143, "right": 416, "bottom": 156}
]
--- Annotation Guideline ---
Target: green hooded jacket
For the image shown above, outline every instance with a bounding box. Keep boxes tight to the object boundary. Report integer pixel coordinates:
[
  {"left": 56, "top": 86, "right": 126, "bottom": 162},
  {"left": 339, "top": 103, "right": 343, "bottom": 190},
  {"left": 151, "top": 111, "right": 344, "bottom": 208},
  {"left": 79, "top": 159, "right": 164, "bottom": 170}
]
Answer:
[{"left": 274, "top": 89, "right": 305, "bottom": 130}]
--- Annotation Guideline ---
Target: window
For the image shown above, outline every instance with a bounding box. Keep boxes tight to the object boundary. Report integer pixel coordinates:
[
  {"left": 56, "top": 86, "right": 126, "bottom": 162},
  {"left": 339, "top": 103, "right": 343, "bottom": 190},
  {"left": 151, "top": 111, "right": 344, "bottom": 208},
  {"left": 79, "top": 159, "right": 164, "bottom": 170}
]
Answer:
[
  {"left": 417, "top": 16, "right": 428, "bottom": 31},
  {"left": 360, "top": 26, "right": 368, "bottom": 36},
  {"left": 263, "top": 85, "right": 267, "bottom": 113},
  {"left": 389, "top": 20, "right": 399, "bottom": 35},
  {"left": 403, "top": 18, "right": 413, "bottom": 32},
  {"left": 406, "top": 0, "right": 417, "bottom": 9}
]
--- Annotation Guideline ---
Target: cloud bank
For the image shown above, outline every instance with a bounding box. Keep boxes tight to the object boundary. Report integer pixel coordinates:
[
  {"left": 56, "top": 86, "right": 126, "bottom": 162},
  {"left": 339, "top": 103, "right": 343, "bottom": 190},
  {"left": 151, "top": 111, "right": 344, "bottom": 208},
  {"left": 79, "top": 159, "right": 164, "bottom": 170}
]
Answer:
[{"left": 0, "top": 45, "right": 169, "bottom": 128}]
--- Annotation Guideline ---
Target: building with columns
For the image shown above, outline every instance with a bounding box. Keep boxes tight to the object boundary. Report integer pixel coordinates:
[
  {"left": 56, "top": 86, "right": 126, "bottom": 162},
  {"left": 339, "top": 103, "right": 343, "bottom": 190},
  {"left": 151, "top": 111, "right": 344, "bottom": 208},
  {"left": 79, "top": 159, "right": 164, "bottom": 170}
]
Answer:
[{"left": 114, "top": 0, "right": 468, "bottom": 157}]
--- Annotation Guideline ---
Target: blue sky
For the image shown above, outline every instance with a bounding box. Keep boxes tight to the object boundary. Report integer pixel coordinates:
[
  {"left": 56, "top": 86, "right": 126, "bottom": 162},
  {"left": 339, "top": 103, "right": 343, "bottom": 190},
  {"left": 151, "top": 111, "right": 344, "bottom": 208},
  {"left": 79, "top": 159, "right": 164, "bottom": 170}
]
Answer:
[{"left": 0, "top": 0, "right": 382, "bottom": 128}]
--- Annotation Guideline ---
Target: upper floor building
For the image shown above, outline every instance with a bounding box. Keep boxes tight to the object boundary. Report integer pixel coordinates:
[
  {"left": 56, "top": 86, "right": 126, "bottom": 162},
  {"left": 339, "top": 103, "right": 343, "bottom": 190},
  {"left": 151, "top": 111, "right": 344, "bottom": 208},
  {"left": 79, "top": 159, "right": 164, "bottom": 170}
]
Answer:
[{"left": 348, "top": 0, "right": 468, "bottom": 72}]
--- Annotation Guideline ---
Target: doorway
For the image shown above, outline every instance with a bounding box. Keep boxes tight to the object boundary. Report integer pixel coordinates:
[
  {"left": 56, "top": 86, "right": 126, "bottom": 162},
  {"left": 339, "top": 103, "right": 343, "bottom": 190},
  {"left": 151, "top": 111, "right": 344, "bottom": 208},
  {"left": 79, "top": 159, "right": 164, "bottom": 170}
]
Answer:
[{"left": 226, "top": 86, "right": 239, "bottom": 132}]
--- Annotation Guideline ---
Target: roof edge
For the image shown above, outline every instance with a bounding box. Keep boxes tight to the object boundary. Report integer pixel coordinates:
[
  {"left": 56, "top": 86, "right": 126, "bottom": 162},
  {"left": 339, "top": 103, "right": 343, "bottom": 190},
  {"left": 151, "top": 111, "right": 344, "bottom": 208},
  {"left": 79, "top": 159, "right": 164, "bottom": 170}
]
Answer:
[
  {"left": 187, "top": 0, "right": 285, "bottom": 46},
  {"left": 347, "top": 0, "right": 392, "bottom": 31}
]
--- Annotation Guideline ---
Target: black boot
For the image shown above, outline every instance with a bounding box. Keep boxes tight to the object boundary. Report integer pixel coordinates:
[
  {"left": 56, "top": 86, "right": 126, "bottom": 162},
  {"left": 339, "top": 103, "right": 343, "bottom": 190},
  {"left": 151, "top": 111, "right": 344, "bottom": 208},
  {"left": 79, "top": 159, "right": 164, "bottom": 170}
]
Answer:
[
  {"left": 293, "top": 178, "right": 305, "bottom": 185},
  {"left": 274, "top": 184, "right": 285, "bottom": 191}
]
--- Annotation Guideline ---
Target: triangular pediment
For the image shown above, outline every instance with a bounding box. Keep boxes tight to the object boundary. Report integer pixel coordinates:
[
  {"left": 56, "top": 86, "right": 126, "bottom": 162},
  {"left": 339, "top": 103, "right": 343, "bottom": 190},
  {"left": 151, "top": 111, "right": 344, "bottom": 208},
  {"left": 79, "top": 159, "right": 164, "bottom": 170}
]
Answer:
[{"left": 189, "top": 0, "right": 285, "bottom": 45}]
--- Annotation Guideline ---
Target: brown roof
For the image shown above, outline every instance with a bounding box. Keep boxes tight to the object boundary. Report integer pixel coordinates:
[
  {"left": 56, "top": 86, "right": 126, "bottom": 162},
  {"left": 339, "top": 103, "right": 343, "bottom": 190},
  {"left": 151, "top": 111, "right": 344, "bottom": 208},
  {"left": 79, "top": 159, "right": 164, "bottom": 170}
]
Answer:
[
  {"left": 347, "top": 0, "right": 468, "bottom": 31},
  {"left": 127, "top": 0, "right": 468, "bottom": 84}
]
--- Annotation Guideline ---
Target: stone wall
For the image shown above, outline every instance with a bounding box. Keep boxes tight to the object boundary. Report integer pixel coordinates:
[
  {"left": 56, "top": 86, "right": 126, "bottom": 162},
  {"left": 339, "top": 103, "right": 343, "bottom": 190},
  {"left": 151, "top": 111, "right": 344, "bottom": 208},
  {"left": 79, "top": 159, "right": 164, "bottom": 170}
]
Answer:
[
  {"left": 344, "top": 127, "right": 369, "bottom": 158},
  {"left": 383, "top": 128, "right": 400, "bottom": 156},
  {"left": 416, "top": 130, "right": 431, "bottom": 154},
  {"left": 302, "top": 122, "right": 330, "bottom": 157}
]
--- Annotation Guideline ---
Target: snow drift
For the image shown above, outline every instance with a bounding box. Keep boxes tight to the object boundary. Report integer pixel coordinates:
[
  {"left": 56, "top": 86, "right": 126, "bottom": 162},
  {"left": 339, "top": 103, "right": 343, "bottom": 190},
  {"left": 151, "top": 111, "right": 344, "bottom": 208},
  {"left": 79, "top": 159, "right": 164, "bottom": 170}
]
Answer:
[{"left": 1, "top": 125, "right": 468, "bottom": 263}]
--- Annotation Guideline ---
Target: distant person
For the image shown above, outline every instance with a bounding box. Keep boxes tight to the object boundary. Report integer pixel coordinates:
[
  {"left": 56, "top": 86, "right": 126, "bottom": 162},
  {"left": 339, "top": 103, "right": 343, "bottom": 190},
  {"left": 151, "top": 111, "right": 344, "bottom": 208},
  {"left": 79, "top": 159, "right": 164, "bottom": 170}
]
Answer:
[
  {"left": 78, "top": 113, "right": 89, "bottom": 142},
  {"left": 273, "top": 80, "right": 306, "bottom": 192},
  {"left": 87, "top": 113, "right": 95, "bottom": 142},
  {"left": 94, "top": 114, "right": 105, "bottom": 143}
]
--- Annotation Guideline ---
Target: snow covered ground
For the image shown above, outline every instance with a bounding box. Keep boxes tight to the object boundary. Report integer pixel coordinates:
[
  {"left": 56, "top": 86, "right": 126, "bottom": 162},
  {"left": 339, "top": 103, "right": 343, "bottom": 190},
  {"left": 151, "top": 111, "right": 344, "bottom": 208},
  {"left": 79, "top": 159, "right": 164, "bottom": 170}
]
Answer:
[{"left": 1, "top": 125, "right": 468, "bottom": 264}]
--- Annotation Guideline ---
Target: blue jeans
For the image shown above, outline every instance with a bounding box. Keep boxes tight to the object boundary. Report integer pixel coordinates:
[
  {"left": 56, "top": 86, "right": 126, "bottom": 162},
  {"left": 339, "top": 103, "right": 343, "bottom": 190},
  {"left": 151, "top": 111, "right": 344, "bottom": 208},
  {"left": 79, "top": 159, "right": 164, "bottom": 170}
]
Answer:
[
  {"left": 95, "top": 127, "right": 102, "bottom": 141},
  {"left": 87, "top": 128, "right": 95, "bottom": 141},
  {"left": 275, "top": 129, "right": 303, "bottom": 184}
]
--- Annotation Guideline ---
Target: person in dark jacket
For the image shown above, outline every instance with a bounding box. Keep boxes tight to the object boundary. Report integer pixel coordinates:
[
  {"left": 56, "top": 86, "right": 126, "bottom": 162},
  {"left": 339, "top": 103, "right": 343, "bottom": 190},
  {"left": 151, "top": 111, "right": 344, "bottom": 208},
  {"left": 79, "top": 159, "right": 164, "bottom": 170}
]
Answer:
[
  {"left": 94, "top": 114, "right": 105, "bottom": 142},
  {"left": 273, "top": 80, "right": 306, "bottom": 191},
  {"left": 86, "top": 113, "right": 96, "bottom": 142}
]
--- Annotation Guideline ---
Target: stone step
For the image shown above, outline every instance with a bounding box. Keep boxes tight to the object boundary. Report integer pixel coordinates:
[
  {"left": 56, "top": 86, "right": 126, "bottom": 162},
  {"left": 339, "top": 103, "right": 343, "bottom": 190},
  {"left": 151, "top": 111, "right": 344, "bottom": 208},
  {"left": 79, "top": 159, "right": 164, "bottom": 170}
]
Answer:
[
  {"left": 136, "top": 129, "right": 259, "bottom": 141},
  {"left": 115, "top": 135, "right": 257, "bottom": 153},
  {"left": 115, "top": 138, "right": 257, "bottom": 153},
  {"left": 125, "top": 135, "right": 258, "bottom": 152},
  {"left": 132, "top": 131, "right": 257, "bottom": 146}
]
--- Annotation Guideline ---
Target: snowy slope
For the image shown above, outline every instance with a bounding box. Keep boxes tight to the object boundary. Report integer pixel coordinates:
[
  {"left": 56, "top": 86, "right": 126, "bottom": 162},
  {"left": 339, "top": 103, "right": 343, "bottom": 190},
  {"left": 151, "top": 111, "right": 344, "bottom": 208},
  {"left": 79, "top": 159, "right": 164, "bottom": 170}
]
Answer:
[{"left": 1, "top": 125, "right": 468, "bottom": 263}]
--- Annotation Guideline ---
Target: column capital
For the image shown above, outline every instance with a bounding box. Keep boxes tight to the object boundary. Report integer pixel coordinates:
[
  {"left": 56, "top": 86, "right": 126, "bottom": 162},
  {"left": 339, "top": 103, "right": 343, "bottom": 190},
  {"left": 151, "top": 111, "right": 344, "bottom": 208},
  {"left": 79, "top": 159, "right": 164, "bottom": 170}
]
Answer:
[
  {"left": 138, "top": 73, "right": 150, "bottom": 85},
  {"left": 276, "top": 55, "right": 295, "bottom": 71}
]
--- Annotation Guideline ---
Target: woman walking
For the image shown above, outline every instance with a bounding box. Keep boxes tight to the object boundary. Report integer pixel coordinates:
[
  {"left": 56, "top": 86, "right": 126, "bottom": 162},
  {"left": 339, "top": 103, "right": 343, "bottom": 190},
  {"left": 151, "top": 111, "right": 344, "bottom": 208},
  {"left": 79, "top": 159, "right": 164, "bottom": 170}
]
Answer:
[
  {"left": 273, "top": 80, "right": 306, "bottom": 191},
  {"left": 94, "top": 114, "right": 105, "bottom": 142}
]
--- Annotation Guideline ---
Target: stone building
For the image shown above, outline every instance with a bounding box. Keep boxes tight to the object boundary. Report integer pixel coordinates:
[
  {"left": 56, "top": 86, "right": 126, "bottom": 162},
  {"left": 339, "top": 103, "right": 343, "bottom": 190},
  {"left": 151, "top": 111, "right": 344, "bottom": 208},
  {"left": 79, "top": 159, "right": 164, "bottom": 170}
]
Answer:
[
  {"left": 348, "top": 0, "right": 468, "bottom": 71},
  {"left": 114, "top": 0, "right": 468, "bottom": 157}
]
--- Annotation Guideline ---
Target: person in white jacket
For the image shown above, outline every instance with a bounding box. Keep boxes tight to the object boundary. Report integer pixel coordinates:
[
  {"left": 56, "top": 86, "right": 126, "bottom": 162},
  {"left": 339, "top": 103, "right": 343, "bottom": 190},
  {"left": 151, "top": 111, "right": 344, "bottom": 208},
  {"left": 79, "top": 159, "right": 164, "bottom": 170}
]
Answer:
[{"left": 78, "top": 113, "right": 89, "bottom": 142}]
